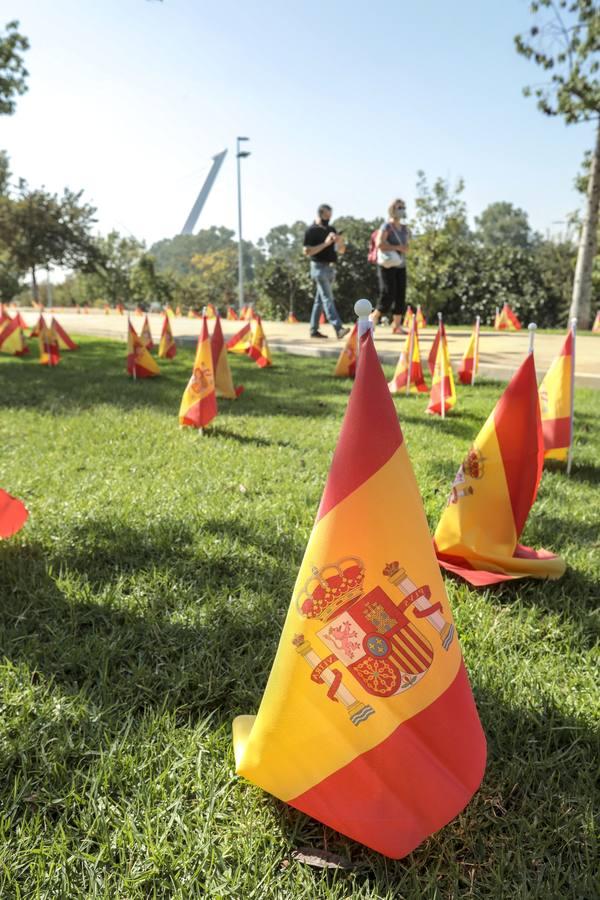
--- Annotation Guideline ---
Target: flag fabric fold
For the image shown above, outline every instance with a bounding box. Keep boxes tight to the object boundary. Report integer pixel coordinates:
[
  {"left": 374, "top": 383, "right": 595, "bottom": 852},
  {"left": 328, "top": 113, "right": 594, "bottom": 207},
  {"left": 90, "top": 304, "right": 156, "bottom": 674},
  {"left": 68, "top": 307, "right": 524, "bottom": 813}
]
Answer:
[
  {"left": 538, "top": 329, "right": 573, "bottom": 462},
  {"left": 158, "top": 314, "right": 177, "bottom": 359},
  {"left": 179, "top": 316, "right": 217, "bottom": 428},
  {"left": 0, "top": 489, "right": 28, "bottom": 539},
  {"left": 427, "top": 323, "right": 456, "bottom": 415},
  {"left": 226, "top": 322, "right": 252, "bottom": 355},
  {"left": 211, "top": 315, "right": 243, "bottom": 398},
  {"left": 389, "top": 320, "right": 428, "bottom": 394},
  {"left": 127, "top": 320, "right": 159, "bottom": 378},
  {"left": 51, "top": 317, "right": 78, "bottom": 351},
  {"left": 434, "top": 353, "right": 565, "bottom": 585},
  {"left": 334, "top": 323, "right": 358, "bottom": 378},
  {"left": 233, "top": 329, "right": 486, "bottom": 859},
  {"left": 247, "top": 316, "right": 272, "bottom": 368}
]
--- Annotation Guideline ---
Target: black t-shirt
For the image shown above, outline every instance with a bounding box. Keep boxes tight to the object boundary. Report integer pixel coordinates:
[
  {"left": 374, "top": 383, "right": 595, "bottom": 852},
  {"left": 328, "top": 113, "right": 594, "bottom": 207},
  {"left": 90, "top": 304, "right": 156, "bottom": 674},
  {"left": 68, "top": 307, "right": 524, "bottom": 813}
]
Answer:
[{"left": 303, "top": 223, "right": 337, "bottom": 263}]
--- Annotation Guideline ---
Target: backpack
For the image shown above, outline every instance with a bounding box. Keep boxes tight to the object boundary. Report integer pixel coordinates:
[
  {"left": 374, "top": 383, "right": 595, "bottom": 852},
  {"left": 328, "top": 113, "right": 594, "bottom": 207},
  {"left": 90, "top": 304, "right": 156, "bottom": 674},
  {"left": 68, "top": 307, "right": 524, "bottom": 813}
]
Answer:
[{"left": 368, "top": 228, "right": 380, "bottom": 264}]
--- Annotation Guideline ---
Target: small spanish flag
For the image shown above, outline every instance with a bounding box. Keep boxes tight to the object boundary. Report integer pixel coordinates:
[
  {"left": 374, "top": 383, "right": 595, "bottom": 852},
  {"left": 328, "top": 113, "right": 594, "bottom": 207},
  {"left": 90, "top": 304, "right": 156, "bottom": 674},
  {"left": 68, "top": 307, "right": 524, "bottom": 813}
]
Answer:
[
  {"left": 0, "top": 489, "right": 28, "bottom": 539},
  {"left": 416, "top": 305, "right": 426, "bottom": 328},
  {"left": 334, "top": 323, "right": 358, "bottom": 378},
  {"left": 427, "top": 321, "right": 456, "bottom": 415},
  {"left": 495, "top": 304, "right": 521, "bottom": 331},
  {"left": 179, "top": 316, "right": 217, "bottom": 429},
  {"left": 403, "top": 305, "right": 414, "bottom": 329},
  {"left": 319, "top": 311, "right": 326, "bottom": 326},
  {"left": 205, "top": 303, "right": 217, "bottom": 319},
  {"left": 538, "top": 328, "right": 574, "bottom": 463},
  {"left": 39, "top": 317, "right": 61, "bottom": 366},
  {"left": 226, "top": 306, "right": 238, "bottom": 321},
  {"left": 458, "top": 320, "right": 480, "bottom": 385},
  {"left": 233, "top": 328, "right": 486, "bottom": 858},
  {"left": 248, "top": 316, "right": 272, "bottom": 368},
  {"left": 134, "top": 306, "right": 144, "bottom": 316},
  {"left": 0, "top": 317, "right": 28, "bottom": 356},
  {"left": 141, "top": 314, "right": 154, "bottom": 350},
  {"left": 592, "top": 310, "right": 600, "bottom": 333},
  {"left": 175, "top": 306, "right": 182, "bottom": 318},
  {"left": 104, "top": 304, "right": 110, "bottom": 315},
  {"left": 287, "top": 312, "right": 299, "bottom": 324},
  {"left": 389, "top": 319, "right": 428, "bottom": 394},
  {"left": 227, "top": 322, "right": 252, "bottom": 355},
  {"left": 51, "top": 317, "right": 78, "bottom": 351},
  {"left": 211, "top": 315, "right": 243, "bottom": 398},
  {"left": 434, "top": 352, "right": 566, "bottom": 585},
  {"left": 127, "top": 319, "right": 159, "bottom": 378},
  {"left": 158, "top": 314, "right": 177, "bottom": 359}
]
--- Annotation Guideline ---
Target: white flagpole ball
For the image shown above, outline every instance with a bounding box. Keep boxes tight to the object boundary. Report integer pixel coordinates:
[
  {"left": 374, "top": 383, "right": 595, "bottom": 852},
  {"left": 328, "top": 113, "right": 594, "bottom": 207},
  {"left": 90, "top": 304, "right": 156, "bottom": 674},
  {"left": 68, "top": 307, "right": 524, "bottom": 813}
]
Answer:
[{"left": 528, "top": 322, "right": 537, "bottom": 355}]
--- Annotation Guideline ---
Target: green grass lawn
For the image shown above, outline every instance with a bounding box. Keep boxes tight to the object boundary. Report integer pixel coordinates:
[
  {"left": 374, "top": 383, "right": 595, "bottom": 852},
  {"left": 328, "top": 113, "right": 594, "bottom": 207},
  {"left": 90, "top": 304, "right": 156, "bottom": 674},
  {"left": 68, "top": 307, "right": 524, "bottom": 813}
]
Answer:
[{"left": 0, "top": 337, "right": 598, "bottom": 899}]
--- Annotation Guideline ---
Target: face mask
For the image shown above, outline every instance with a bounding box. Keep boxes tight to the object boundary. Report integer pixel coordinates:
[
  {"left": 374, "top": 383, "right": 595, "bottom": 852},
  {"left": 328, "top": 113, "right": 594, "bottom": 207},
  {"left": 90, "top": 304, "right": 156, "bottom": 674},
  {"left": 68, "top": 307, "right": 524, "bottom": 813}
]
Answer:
[{"left": 395, "top": 207, "right": 405, "bottom": 218}]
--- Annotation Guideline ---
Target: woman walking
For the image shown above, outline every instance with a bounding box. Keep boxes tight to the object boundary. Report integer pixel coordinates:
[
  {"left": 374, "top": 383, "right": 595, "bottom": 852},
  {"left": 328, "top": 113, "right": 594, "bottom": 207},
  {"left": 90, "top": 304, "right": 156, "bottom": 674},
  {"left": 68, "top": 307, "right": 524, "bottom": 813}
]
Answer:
[{"left": 373, "top": 199, "right": 410, "bottom": 333}]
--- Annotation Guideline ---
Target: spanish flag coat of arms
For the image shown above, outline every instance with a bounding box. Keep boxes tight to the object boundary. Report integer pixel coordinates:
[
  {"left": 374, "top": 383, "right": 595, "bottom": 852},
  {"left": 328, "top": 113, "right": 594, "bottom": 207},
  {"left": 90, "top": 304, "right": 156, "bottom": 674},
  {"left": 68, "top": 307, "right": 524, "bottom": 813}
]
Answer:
[{"left": 233, "top": 331, "right": 486, "bottom": 859}]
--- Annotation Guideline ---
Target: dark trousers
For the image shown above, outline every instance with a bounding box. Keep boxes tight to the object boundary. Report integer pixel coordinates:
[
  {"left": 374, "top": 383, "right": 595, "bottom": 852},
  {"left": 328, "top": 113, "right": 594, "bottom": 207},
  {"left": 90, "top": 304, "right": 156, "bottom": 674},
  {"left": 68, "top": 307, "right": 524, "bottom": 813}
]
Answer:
[{"left": 377, "top": 265, "right": 407, "bottom": 316}]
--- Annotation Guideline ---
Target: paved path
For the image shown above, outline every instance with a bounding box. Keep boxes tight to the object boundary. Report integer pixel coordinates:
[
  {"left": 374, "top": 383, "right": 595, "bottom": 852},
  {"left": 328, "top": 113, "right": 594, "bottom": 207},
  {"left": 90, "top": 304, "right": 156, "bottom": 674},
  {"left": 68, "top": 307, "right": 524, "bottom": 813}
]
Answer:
[{"left": 22, "top": 310, "right": 600, "bottom": 387}]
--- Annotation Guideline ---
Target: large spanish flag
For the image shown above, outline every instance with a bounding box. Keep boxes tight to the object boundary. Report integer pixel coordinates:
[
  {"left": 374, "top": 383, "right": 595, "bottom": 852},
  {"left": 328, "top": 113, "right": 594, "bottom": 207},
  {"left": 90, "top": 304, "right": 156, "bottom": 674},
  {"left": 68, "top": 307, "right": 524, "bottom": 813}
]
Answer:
[
  {"left": 0, "top": 317, "right": 28, "bottom": 356},
  {"left": 127, "top": 320, "right": 160, "bottom": 378},
  {"left": 538, "top": 329, "right": 573, "bottom": 462},
  {"left": 158, "top": 314, "right": 177, "bottom": 359},
  {"left": 39, "top": 318, "right": 60, "bottom": 366},
  {"left": 51, "top": 317, "right": 77, "bottom": 351},
  {"left": 495, "top": 304, "right": 521, "bottom": 331},
  {"left": 389, "top": 319, "right": 428, "bottom": 394},
  {"left": 233, "top": 330, "right": 486, "bottom": 858},
  {"left": 434, "top": 353, "right": 565, "bottom": 585},
  {"left": 334, "top": 323, "right": 358, "bottom": 378},
  {"left": 0, "top": 489, "right": 28, "bottom": 539},
  {"left": 427, "top": 323, "right": 456, "bottom": 415},
  {"left": 141, "top": 315, "right": 154, "bottom": 350},
  {"left": 248, "top": 316, "right": 272, "bottom": 368},
  {"left": 179, "top": 316, "right": 217, "bottom": 428},
  {"left": 211, "top": 315, "right": 243, "bottom": 398}
]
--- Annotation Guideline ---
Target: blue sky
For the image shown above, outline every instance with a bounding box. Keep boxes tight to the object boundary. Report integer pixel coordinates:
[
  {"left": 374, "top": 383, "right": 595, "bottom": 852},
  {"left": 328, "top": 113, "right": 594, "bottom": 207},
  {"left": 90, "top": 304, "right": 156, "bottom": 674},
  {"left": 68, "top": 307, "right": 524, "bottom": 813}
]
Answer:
[{"left": 3, "top": 0, "right": 594, "bottom": 249}]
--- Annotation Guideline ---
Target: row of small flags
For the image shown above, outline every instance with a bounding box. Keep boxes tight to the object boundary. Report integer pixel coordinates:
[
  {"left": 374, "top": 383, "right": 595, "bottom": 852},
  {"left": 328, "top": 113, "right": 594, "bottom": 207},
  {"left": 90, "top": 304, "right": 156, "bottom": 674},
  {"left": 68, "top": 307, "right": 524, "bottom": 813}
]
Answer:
[
  {"left": 0, "top": 308, "right": 78, "bottom": 363},
  {"left": 126, "top": 312, "right": 272, "bottom": 432},
  {"left": 232, "top": 299, "right": 568, "bottom": 861},
  {"left": 0, "top": 296, "right": 580, "bottom": 860},
  {"left": 334, "top": 310, "right": 577, "bottom": 467}
]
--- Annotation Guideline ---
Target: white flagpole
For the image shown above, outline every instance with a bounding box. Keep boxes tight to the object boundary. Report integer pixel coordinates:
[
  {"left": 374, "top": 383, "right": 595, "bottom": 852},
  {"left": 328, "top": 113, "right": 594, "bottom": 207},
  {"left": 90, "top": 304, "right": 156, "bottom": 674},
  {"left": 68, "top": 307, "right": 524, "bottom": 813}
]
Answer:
[
  {"left": 354, "top": 299, "right": 373, "bottom": 369},
  {"left": 471, "top": 315, "right": 480, "bottom": 386},
  {"left": 406, "top": 315, "right": 416, "bottom": 397},
  {"left": 567, "top": 317, "right": 577, "bottom": 476},
  {"left": 438, "top": 312, "right": 445, "bottom": 419},
  {"left": 528, "top": 322, "right": 537, "bottom": 355}
]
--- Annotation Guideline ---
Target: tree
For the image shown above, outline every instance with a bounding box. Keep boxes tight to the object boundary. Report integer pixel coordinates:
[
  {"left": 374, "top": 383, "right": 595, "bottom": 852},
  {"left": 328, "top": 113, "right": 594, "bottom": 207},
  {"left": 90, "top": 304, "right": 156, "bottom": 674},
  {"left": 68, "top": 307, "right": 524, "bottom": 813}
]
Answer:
[
  {"left": 475, "top": 202, "right": 533, "bottom": 248},
  {"left": 0, "top": 20, "right": 29, "bottom": 115},
  {"left": 0, "top": 181, "right": 98, "bottom": 301},
  {"left": 130, "top": 253, "right": 173, "bottom": 307},
  {"left": 515, "top": 0, "right": 600, "bottom": 327}
]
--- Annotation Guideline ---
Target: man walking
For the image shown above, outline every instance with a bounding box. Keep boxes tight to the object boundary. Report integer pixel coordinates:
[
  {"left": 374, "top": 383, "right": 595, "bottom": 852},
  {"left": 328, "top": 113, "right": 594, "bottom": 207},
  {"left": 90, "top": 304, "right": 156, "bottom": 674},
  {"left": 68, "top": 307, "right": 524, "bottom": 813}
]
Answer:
[{"left": 303, "top": 204, "right": 349, "bottom": 340}]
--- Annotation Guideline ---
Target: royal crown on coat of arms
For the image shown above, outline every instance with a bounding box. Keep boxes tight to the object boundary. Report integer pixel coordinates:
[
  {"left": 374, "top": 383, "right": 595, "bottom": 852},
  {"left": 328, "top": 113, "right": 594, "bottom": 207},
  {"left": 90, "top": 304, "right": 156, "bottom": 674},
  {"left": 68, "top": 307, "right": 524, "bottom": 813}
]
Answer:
[{"left": 297, "top": 557, "right": 365, "bottom": 622}]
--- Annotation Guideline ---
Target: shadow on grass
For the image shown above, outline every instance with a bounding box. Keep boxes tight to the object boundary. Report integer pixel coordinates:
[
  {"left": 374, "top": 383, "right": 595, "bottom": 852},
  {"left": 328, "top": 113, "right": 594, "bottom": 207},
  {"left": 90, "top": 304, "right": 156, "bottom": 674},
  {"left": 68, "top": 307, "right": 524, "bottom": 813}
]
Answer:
[{"left": 0, "top": 340, "right": 346, "bottom": 420}]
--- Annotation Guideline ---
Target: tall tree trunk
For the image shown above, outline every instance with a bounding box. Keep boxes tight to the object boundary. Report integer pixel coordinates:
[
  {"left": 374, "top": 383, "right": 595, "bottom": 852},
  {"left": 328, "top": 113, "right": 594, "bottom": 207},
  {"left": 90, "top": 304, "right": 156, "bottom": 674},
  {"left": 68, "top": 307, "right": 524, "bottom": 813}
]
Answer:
[
  {"left": 569, "top": 119, "right": 600, "bottom": 328},
  {"left": 30, "top": 265, "right": 38, "bottom": 303}
]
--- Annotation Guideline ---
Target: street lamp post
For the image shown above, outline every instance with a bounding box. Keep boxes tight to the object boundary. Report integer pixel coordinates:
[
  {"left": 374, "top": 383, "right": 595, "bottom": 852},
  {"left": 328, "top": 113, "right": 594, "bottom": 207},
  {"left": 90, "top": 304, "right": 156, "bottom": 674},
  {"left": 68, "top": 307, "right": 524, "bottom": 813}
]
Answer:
[{"left": 236, "top": 136, "right": 250, "bottom": 313}]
